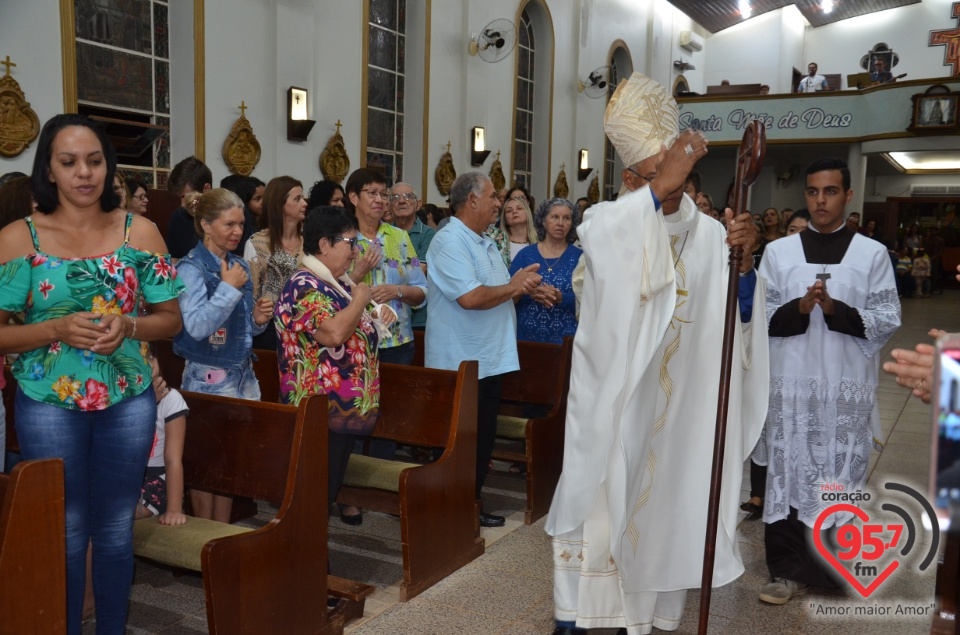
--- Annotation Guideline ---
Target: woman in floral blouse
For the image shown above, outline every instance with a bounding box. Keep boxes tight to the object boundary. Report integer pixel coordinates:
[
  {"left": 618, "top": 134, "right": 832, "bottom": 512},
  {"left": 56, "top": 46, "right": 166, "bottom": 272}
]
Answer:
[
  {"left": 0, "top": 114, "right": 183, "bottom": 634},
  {"left": 275, "top": 206, "right": 395, "bottom": 529}
]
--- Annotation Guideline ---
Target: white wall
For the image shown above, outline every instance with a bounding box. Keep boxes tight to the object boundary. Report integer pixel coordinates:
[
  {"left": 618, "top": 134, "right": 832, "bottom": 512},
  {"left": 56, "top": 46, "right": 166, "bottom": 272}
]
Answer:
[{"left": 0, "top": 0, "right": 65, "bottom": 176}]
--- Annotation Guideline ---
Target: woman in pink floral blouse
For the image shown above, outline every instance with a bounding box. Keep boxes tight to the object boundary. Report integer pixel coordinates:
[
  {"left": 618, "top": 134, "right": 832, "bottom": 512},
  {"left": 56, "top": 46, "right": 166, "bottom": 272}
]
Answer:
[{"left": 274, "top": 206, "right": 395, "bottom": 527}]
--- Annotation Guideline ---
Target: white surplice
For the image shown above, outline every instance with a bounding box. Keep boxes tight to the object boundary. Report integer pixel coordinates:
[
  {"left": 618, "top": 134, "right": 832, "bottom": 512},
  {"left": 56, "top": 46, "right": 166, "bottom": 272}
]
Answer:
[
  {"left": 754, "top": 230, "right": 900, "bottom": 529},
  {"left": 547, "top": 192, "right": 769, "bottom": 634}
]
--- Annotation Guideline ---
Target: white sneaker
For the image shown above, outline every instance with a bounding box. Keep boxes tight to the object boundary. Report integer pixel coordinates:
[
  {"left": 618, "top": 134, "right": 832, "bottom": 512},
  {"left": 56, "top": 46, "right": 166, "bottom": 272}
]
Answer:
[{"left": 758, "top": 578, "right": 809, "bottom": 605}]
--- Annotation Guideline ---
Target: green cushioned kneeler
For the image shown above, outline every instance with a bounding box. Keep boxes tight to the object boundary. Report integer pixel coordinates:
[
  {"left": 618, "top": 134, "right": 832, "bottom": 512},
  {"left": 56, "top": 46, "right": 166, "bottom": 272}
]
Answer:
[
  {"left": 496, "top": 415, "right": 528, "bottom": 440},
  {"left": 133, "top": 517, "right": 251, "bottom": 571},
  {"left": 342, "top": 455, "right": 418, "bottom": 492}
]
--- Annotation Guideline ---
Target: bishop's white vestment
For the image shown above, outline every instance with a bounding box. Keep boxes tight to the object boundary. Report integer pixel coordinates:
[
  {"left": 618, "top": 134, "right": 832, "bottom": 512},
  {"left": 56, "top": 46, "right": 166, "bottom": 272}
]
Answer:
[{"left": 546, "top": 190, "right": 770, "bottom": 634}]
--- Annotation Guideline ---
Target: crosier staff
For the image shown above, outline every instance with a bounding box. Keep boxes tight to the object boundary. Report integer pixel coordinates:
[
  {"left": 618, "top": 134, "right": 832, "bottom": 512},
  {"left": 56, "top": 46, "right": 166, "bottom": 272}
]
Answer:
[{"left": 698, "top": 119, "right": 766, "bottom": 635}]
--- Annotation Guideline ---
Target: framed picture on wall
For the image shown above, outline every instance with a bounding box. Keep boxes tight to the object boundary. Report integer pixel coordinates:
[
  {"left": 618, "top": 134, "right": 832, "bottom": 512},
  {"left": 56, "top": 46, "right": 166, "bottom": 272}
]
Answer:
[{"left": 909, "top": 85, "right": 960, "bottom": 132}]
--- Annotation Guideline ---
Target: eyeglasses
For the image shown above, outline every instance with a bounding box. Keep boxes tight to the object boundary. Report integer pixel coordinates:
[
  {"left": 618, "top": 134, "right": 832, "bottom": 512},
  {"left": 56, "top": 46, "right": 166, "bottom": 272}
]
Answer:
[
  {"left": 332, "top": 236, "right": 359, "bottom": 249},
  {"left": 133, "top": 194, "right": 148, "bottom": 201},
  {"left": 361, "top": 189, "right": 390, "bottom": 200},
  {"left": 390, "top": 193, "right": 417, "bottom": 202},
  {"left": 627, "top": 167, "right": 654, "bottom": 183}
]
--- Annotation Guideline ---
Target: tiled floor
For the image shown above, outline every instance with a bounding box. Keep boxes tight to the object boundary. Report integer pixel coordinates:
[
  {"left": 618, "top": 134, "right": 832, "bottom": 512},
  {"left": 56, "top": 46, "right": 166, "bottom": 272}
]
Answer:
[{"left": 100, "top": 289, "right": 959, "bottom": 634}]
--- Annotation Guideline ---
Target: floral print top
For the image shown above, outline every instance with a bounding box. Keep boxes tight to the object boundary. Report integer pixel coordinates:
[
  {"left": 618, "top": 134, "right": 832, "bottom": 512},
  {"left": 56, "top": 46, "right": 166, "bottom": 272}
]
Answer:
[
  {"left": 275, "top": 269, "right": 380, "bottom": 435},
  {"left": 484, "top": 223, "right": 511, "bottom": 268},
  {"left": 353, "top": 222, "right": 427, "bottom": 350},
  {"left": 0, "top": 214, "right": 184, "bottom": 411}
]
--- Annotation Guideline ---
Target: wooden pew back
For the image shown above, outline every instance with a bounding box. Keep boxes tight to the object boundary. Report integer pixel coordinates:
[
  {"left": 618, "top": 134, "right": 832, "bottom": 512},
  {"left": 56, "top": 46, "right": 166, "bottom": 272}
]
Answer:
[
  {"left": 0, "top": 458, "right": 67, "bottom": 634},
  {"left": 501, "top": 338, "right": 573, "bottom": 408}
]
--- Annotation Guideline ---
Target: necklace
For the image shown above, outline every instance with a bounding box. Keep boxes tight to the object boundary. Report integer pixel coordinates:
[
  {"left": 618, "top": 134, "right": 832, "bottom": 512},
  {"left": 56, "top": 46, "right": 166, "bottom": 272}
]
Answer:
[{"left": 541, "top": 245, "right": 567, "bottom": 272}]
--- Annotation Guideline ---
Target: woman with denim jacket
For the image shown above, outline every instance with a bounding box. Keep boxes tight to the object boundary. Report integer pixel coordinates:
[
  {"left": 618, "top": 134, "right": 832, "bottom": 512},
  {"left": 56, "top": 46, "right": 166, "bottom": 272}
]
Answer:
[{"left": 174, "top": 188, "right": 274, "bottom": 522}]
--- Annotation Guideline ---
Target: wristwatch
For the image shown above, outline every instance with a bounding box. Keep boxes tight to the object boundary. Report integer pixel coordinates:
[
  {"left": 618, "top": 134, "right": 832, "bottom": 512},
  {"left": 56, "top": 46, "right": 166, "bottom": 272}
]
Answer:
[{"left": 397, "top": 285, "right": 404, "bottom": 300}]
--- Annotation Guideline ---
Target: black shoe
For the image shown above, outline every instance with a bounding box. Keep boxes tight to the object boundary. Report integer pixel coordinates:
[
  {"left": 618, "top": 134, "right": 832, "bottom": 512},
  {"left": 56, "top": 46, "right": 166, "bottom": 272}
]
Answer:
[
  {"left": 551, "top": 627, "right": 587, "bottom": 635},
  {"left": 339, "top": 511, "right": 363, "bottom": 526},
  {"left": 479, "top": 510, "right": 505, "bottom": 527}
]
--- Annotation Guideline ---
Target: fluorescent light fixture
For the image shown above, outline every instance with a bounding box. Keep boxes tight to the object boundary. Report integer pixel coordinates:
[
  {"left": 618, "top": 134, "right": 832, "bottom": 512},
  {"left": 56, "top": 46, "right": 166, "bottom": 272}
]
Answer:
[
  {"left": 822, "top": 0, "right": 834, "bottom": 14},
  {"left": 884, "top": 151, "right": 960, "bottom": 171},
  {"left": 739, "top": 0, "right": 752, "bottom": 19}
]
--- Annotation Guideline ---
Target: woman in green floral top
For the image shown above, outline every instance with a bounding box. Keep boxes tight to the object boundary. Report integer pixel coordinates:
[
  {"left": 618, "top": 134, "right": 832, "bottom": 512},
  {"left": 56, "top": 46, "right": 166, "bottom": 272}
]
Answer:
[
  {"left": 275, "top": 206, "right": 396, "bottom": 530},
  {"left": 0, "top": 114, "right": 183, "bottom": 635}
]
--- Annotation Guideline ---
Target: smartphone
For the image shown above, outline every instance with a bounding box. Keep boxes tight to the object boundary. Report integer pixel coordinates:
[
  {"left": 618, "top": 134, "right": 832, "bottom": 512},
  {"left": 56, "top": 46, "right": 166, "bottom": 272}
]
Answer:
[{"left": 932, "top": 333, "right": 960, "bottom": 528}]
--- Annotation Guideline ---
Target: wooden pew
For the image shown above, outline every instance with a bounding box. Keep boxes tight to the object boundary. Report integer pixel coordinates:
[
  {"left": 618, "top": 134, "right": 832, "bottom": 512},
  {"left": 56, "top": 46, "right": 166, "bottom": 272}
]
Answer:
[
  {"left": 0, "top": 458, "right": 67, "bottom": 634},
  {"left": 493, "top": 336, "right": 574, "bottom": 524},
  {"left": 132, "top": 392, "right": 371, "bottom": 634},
  {"left": 411, "top": 333, "right": 574, "bottom": 524},
  {"left": 246, "top": 347, "right": 483, "bottom": 602}
]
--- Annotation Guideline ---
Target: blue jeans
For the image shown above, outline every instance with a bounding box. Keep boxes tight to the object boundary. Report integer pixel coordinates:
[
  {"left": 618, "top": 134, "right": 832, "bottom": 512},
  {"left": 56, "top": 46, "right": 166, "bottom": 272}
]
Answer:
[
  {"left": 181, "top": 358, "right": 261, "bottom": 400},
  {"left": 15, "top": 387, "right": 157, "bottom": 635}
]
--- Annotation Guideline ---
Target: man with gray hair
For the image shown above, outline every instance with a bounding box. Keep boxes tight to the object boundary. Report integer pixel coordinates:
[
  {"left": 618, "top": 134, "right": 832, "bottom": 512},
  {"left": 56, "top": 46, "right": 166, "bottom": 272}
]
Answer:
[
  {"left": 548, "top": 73, "right": 768, "bottom": 634},
  {"left": 390, "top": 182, "right": 435, "bottom": 329},
  {"left": 425, "top": 171, "right": 542, "bottom": 527}
]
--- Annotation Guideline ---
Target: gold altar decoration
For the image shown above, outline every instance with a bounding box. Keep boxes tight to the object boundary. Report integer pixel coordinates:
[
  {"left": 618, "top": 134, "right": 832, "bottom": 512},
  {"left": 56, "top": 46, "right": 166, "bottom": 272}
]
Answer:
[
  {"left": 553, "top": 163, "right": 569, "bottom": 199},
  {"left": 222, "top": 101, "right": 261, "bottom": 176},
  {"left": 0, "top": 56, "right": 40, "bottom": 158},
  {"left": 588, "top": 175, "right": 600, "bottom": 203},
  {"left": 319, "top": 120, "right": 350, "bottom": 184},
  {"left": 489, "top": 150, "right": 505, "bottom": 192},
  {"left": 435, "top": 141, "right": 456, "bottom": 196}
]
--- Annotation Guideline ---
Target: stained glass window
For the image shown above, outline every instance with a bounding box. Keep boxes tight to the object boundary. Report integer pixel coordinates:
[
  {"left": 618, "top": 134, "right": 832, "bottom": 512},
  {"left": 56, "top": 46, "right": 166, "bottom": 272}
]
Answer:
[
  {"left": 512, "top": 9, "right": 534, "bottom": 190},
  {"left": 367, "top": 0, "right": 405, "bottom": 185}
]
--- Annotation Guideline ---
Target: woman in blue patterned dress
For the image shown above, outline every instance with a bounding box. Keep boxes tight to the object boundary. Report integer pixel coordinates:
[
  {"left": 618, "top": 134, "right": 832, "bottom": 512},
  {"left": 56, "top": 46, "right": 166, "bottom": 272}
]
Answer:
[{"left": 509, "top": 198, "right": 582, "bottom": 344}]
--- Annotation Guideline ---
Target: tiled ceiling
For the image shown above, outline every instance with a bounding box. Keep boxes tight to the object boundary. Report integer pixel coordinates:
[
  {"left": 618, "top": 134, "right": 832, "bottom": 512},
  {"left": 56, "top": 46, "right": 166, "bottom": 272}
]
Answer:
[{"left": 667, "top": 0, "right": 921, "bottom": 34}]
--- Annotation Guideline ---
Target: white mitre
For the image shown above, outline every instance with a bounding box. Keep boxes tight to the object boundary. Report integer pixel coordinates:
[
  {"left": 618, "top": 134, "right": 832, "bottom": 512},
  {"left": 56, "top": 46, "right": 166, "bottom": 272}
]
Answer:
[{"left": 603, "top": 72, "right": 680, "bottom": 167}]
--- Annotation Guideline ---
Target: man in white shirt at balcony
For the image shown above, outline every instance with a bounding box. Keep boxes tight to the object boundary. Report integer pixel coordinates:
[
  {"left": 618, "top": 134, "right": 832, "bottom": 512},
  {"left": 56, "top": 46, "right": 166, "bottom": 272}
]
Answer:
[{"left": 796, "top": 63, "right": 828, "bottom": 93}]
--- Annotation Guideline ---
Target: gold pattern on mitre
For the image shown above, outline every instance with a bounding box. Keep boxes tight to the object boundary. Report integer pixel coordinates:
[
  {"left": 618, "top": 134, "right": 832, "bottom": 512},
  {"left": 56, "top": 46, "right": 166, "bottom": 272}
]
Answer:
[
  {"left": 553, "top": 162, "right": 569, "bottom": 198},
  {"left": 0, "top": 57, "right": 40, "bottom": 158},
  {"left": 435, "top": 141, "right": 456, "bottom": 196},
  {"left": 588, "top": 175, "right": 600, "bottom": 203},
  {"left": 222, "top": 102, "right": 261, "bottom": 176},
  {"left": 603, "top": 72, "right": 679, "bottom": 167},
  {"left": 489, "top": 150, "right": 505, "bottom": 192},
  {"left": 319, "top": 120, "right": 350, "bottom": 185}
]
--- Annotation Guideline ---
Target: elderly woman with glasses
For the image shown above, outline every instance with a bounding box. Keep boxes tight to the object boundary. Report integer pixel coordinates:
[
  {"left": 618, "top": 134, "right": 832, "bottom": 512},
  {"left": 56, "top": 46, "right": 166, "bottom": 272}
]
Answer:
[
  {"left": 509, "top": 198, "right": 582, "bottom": 344},
  {"left": 275, "top": 206, "right": 396, "bottom": 533},
  {"left": 340, "top": 168, "right": 427, "bottom": 520}
]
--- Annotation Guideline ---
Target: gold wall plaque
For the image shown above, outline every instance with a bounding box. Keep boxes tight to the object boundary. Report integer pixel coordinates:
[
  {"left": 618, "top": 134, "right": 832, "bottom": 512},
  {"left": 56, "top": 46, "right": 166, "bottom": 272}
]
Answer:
[
  {"left": 319, "top": 120, "right": 350, "bottom": 185},
  {"left": 222, "top": 101, "right": 261, "bottom": 176},
  {"left": 0, "top": 56, "right": 40, "bottom": 158},
  {"left": 553, "top": 163, "right": 569, "bottom": 199},
  {"left": 588, "top": 175, "right": 600, "bottom": 203},
  {"left": 434, "top": 141, "right": 456, "bottom": 196},
  {"left": 489, "top": 150, "right": 505, "bottom": 192}
]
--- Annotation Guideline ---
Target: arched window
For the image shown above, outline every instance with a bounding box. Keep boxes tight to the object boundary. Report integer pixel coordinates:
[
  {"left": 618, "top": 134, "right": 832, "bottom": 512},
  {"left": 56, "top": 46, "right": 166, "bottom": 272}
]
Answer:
[
  {"left": 603, "top": 44, "right": 632, "bottom": 201},
  {"left": 512, "top": 0, "right": 553, "bottom": 199},
  {"left": 512, "top": 9, "right": 534, "bottom": 190},
  {"left": 365, "top": 0, "right": 406, "bottom": 185}
]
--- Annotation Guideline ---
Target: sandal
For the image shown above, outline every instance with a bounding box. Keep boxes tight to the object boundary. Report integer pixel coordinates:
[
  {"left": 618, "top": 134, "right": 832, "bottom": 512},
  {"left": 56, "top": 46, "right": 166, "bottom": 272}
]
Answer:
[{"left": 740, "top": 497, "right": 763, "bottom": 515}]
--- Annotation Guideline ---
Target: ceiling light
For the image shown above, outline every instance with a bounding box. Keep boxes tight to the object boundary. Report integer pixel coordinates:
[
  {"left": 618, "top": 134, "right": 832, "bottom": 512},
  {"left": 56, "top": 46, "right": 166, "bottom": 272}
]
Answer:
[
  {"left": 884, "top": 151, "right": 960, "bottom": 172},
  {"left": 739, "top": 0, "right": 752, "bottom": 19},
  {"left": 822, "top": 0, "right": 834, "bottom": 14}
]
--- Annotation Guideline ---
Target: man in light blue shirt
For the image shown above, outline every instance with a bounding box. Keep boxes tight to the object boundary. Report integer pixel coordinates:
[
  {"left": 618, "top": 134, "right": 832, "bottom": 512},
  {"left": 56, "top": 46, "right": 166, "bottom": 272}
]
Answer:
[{"left": 426, "top": 172, "right": 542, "bottom": 528}]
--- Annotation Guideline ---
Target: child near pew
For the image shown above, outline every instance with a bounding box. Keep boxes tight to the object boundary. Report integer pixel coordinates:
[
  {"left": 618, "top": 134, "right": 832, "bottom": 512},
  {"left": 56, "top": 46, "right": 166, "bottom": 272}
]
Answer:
[{"left": 135, "top": 355, "right": 189, "bottom": 524}]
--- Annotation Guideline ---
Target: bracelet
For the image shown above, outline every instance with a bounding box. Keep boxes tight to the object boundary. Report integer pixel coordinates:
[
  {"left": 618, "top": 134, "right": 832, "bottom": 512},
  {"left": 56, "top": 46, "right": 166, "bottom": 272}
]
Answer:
[{"left": 128, "top": 315, "right": 137, "bottom": 339}]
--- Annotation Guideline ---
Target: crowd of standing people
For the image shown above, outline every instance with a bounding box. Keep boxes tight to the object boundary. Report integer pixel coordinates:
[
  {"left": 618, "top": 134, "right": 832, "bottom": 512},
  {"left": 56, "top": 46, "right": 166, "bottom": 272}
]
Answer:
[{"left": 0, "top": 89, "right": 953, "bottom": 634}]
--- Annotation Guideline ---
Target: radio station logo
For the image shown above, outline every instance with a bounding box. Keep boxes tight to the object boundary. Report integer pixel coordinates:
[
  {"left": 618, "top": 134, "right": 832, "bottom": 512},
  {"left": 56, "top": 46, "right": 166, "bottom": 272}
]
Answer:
[{"left": 813, "top": 481, "right": 938, "bottom": 598}]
